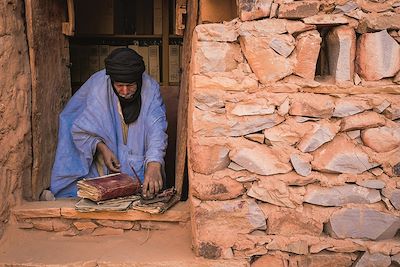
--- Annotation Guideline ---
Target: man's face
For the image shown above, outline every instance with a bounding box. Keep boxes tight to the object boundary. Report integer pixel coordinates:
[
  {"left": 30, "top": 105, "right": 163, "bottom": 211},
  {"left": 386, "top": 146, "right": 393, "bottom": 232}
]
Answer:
[{"left": 113, "top": 81, "right": 138, "bottom": 99}]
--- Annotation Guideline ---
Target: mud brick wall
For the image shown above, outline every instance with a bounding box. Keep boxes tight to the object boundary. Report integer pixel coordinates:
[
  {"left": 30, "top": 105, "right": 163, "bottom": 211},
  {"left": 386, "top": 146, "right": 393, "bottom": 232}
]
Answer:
[
  {"left": 188, "top": 0, "right": 400, "bottom": 266},
  {"left": 0, "top": 0, "right": 32, "bottom": 237}
]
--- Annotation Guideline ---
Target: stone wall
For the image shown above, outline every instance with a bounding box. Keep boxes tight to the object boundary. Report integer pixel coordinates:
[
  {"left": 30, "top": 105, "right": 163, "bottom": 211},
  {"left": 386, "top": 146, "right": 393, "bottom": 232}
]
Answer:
[
  {"left": 0, "top": 0, "right": 32, "bottom": 237},
  {"left": 188, "top": 0, "right": 400, "bottom": 266}
]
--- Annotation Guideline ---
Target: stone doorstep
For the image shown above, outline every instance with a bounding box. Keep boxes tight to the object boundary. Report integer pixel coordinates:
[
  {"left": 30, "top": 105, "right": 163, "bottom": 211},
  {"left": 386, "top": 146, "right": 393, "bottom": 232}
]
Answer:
[{"left": 12, "top": 199, "right": 190, "bottom": 222}]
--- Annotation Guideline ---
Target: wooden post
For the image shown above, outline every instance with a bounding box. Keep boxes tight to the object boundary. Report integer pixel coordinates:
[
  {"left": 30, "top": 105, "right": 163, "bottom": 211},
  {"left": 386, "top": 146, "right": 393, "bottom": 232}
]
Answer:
[{"left": 62, "top": 0, "right": 75, "bottom": 36}]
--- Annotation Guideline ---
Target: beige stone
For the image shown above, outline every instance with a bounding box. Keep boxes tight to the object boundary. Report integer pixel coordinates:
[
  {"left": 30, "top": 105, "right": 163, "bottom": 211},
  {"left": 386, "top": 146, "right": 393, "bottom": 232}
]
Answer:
[
  {"left": 52, "top": 219, "right": 71, "bottom": 232},
  {"left": 297, "top": 120, "right": 341, "bottom": 152},
  {"left": 252, "top": 254, "right": 286, "bottom": 267},
  {"left": 192, "top": 198, "right": 266, "bottom": 251},
  {"left": 303, "top": 14, "right": 349, "bottom": 25},
  {"left": 237, "top": 0, "right": 273, "bottom": 21},
  {"left": 226, "top": 99, "right": 275, "bottom": 116},
  {"left": 373, "top": 99, "right": 391, "bottom": 113},
  {"left": 278, "top": 1, "right": 320, "bottom": 19},
  {"left": 269, "top": 37, "right": 295, "bottom": 57},
  {"left": 264, "top": 118, "right": 314, "bottom": 146},
  {"left": 356, "top": 30, "right": 400, "bottom": 81},
  {"left": 194, "top": 23, "right": 238, "bottom": 42},
  {"left": 312, "top": 134, "right": 379, "bottom": 174},
  {"left": 286, "top": 20, "right": 316, "bottom": 35},
  {"left": 333, "top": 97, "right": 372, "bottom": 117},
  {"left": 239, "top": 19, "right": 288, "bottom": 36},
  {"left": 31, "top": 218, "right": 54, "bottom": 232},
  {"left": 191, "top": 171, "right": 245, "bottom": 201},
  {"left": 96, "top": 220, "right": 134, "bottom": 230},
  {"left": 266, "top": 209, "right": 323, "bottom": 236},
  {"left": 73, "top": 221, "right": 98, "bottom": 231},
  {"left": 290, "top": 253, "right": 354, "bottom": 267},
  {"left": 247, "top": 179, "right": 303, "bottom": 208},
  {"left": 327, "top": 26, "right": 356, "bottom": 83},
  {"left": 382, "top": 188, "right": 400, "bottom": 210},
  {"left": 277, "top": 97, "right": 290, "bottom": 116},
  {"left": 266, "top": 237, "right": 309, "bottom": 255},
  {"left": 289, "top": 93, "right": 335, "bottom": 118},
  {"left": 356, "top": 179, "right": 386, "bottom": 189},
  {"left": 240, "top": 35, "right": 295, "bottom": 83},
  {"left": 341, "top": 111, "right": 387, "bottom": 131},
  {"left": 293, "top": 30, "right": 322, "bottom": 80},
  {"left": 353, "top": 252, "right": 391, "bottom": 267},
  {"left": 357, "top": 12, "right": 400, "bottom": 33},
  {"left": 304, "top": 184, "right": 381, "bottom": 206},
  {"left": 327, "top": 207, "right": 400, "bottom": 240},
  {"left": 244, "top": 133, "right": 264, "bottom": 144},
  {"left": 13, "top": 208, "right": 61, "bottom": 220},
  {"left": 193, "top": 73, "right": 259, "bottom": 92},
  {"left": 361, "top": 126, "right": 400, "bottom": 153},
  {"left": 192, "top": 109, "right": 284, "bottom": 137},
  {"left": 229, "top": 138, "right": 292, "bottom": 176},
  {"left": 290, "top": 153, "right": 312, "bottom": 177},
  {"left": 190, "top": 144, "right": 230, "bottom": 175},
  {"left": 193, "top": 41, "right": 243, "bottom": 74}
]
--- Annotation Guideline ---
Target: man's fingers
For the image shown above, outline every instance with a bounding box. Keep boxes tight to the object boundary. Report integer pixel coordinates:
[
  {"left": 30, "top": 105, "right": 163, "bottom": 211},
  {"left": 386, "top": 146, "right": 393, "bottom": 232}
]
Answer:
[{"left": 142, "top": 179, "right": 149, "bottom": 197}]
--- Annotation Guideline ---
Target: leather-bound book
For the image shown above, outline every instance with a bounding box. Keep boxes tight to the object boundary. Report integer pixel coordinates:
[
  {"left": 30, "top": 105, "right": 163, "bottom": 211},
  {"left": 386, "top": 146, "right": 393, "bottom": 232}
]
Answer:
[{"left": 77, "top": 173, "right": 141, "bottom": 202}]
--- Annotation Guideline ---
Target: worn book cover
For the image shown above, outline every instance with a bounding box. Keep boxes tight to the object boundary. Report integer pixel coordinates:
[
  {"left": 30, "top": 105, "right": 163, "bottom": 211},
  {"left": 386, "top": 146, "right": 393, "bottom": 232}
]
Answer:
[{"left": 77, "top": 173, "right": 141, "bottom": 202}]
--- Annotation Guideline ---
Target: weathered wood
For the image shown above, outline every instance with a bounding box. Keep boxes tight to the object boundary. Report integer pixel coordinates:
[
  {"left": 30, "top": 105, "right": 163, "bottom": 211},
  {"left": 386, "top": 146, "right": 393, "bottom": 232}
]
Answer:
[
  {"left": 175, "top": 0, "right": 187, "bottom": 36},
  {"left": 62, "top": 0, "right": 75, "bottom": 36},
  {"left": 12, "top": 200, "right": 189, "bottom": 222},
  {"left": 25, "top": 0, "right": 71, "bottom": 200},
  {"left": 175, "top": 0, "right": 199, "bottom": 197},
  {"left": 162, "top": 0, "right": 169, "bottom": 85}
]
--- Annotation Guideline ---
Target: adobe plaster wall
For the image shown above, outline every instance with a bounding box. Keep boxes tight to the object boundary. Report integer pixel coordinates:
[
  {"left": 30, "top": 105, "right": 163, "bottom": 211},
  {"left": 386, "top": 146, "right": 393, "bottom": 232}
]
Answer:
[{"left": 0, "top": 0, "right": 32, "bottom": 237}]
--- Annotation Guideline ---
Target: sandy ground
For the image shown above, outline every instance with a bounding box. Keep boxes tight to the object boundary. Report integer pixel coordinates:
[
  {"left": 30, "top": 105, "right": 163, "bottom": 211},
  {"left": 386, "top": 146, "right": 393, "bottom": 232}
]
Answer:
[{"left": 0, "top": 223, "right": 195, "bottom": 265}]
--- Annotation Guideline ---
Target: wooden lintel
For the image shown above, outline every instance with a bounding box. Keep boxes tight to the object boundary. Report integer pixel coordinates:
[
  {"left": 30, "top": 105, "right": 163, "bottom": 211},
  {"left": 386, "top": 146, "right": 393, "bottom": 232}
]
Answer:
[{"left": 62, "top": 0, "right": 75, "bottom": 36}]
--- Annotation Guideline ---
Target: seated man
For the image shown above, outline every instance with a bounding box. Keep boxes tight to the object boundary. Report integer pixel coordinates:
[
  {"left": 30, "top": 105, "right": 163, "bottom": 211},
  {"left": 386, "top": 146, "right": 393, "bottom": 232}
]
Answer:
[{"left": 50, "top": 48, "right": 167, "bottom": 199}]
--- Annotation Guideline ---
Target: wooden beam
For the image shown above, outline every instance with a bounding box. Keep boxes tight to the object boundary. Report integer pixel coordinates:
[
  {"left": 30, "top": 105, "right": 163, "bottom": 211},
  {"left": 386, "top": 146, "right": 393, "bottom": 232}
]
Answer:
[
  {"left": 62, "top": 0, "right": 75, "bottom": 36},
  {"left": 175, "top": 0, "right": 199, "bottom": 197}
]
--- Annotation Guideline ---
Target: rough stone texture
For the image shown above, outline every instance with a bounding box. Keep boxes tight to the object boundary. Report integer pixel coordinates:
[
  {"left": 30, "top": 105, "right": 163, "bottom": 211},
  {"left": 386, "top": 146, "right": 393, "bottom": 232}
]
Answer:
[
  {"left": 290, "top": 252, "right": 354, "bottom": 267},
  {"left": 382, "top": 188, "right": 400, "bottom": 210},
  {"left": 356, "top": 179, "right": 386, "bottom": 189},
  {"left": 297, "top": 120, "right": 341, "bottom": 152},
  {"left": 192, "top": 108, "right": 284, "bottom": 137},
  {"left": 191, "top": 198, "right": 266, "bottom": 255},
  {"left": 96, "top": 220, "right": 134, "bottom": 230},
  {"left": 194, "top": 23, "right": 238, "bottom": 42},
  {"left": 327, "top": 208, "right": 400, "bottom": 240},
  {"left": 304, "top": 184, "right": 381, "bottom": 207},
  {"left": 264, "top": 118, "right": 314, "bottom": 146},
  {"left": 356, "top": 30, "right": 400, "bottom": 81},
  {"left": 290, "top": 153, "right": 312, "bottom": 177},
  {"left": 353, "top": 252, "right": 391, "bottom": 267},
  {"left": 190, "top": 143, "right": 230, "bottom": 175},
  {"left": 327, "top": 26, "right": 356, "bottom": 82},
  {"left": 361, "top": 126, "right": 400, "bottom": 153},
  {"left": 357, "top": 13, "right": 400, "bottom": 33},
  {"left": 227, "top": 99, "right": 275, "bottom": 116},
  {"left": 191, "top": 171, "right": 245, "bottom": 201},
  {"left": 303, "top": 14, "right": 349, "bottom": 25},
  {"left": 229, "top": 138, "right": 292, "bottom": 176},
  {"left": 265, "top": 209, "right": 323, "bottom": 236},
  {"left": 278, "top": 1, "right": 320, "bottom": 19},
  {"left": 289, "top": 93, "right": 335, "bottom": 118},
  {"left": 240, "top": 35, "right": 296, "bottom": 83},
  {"left": 311, "top": 134, "right": 379, "bottom": 174},
  {"left": 193, "top": 41, "right": 243, "bottom": 74},
  {"left": 293, "top": 30, "right": 322, "bottom": 80},
  {"left": 251, "top": 254, "right": 286, "bottom": 267},
  {"left": 244, "top": 133, "right": 264, "bottom": 144},
  {"left": 237, "top": 0, "right": 273, "bottom": 21},
  {"left": 239, "top": 19, "right": 287, "bottom": 36},
  {"left": 247, "top": 179, "right": 303, "bottom": 208},
  {"left": 333, "top": 97, "right": 372, "bottom": 117},
  {"left": 269, "top": 37, "right": 295, "bottom": 57},
  {"left": 73, "top": 221, "right": 98, "bottom": 231},
  {"left": 0, "top": 0, "right": 32, "bottom": 238},
  {"left": 340, "top": 111, "right": 387, "bottom": 131}
]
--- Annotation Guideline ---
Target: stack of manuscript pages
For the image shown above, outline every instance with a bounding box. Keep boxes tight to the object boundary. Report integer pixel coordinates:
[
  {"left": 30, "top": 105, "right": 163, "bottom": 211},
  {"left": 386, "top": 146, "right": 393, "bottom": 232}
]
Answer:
[{"left": 77, "top": 173, "right": 141, "bottom": 202}]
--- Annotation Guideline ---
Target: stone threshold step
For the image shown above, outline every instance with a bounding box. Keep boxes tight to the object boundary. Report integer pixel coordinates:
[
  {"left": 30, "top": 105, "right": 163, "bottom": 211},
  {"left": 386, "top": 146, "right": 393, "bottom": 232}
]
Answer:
[{"left": 12, "top": 199, "right": 189, "bottom": 222}]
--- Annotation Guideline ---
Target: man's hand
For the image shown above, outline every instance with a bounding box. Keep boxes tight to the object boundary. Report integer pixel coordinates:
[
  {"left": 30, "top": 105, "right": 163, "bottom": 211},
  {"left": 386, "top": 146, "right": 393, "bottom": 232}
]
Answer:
[
  {"left": 142, "top": 162, "right": 163, "bottom": 199},
  {"left": 96, "top": 142, "right": 120, "bottom": 173}
]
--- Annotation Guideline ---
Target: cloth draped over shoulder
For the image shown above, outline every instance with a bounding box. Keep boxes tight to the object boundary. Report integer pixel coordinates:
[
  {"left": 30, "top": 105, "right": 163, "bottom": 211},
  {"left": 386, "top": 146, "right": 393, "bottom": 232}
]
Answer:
[{"left": 50, "top": 70, "right": 167, "bottom": 197}]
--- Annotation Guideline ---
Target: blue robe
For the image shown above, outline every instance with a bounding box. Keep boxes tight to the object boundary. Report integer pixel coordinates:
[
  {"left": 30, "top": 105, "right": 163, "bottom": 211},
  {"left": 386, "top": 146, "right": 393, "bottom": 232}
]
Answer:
[{"left": 50, "top": 70, "right": 168, "bottom": 197}]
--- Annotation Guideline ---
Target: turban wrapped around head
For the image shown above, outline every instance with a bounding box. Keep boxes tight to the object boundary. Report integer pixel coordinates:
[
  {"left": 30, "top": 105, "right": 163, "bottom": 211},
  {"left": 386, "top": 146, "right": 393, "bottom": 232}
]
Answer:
[{"left": 105, "top": 48, "right": 145, "bottom": 83}]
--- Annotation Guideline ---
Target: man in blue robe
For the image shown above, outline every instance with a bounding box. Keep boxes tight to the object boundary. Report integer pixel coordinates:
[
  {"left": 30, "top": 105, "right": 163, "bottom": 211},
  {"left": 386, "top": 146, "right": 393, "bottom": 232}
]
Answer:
[{"left": 50, "top": 48, "right": 167, "bottom": 199}]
